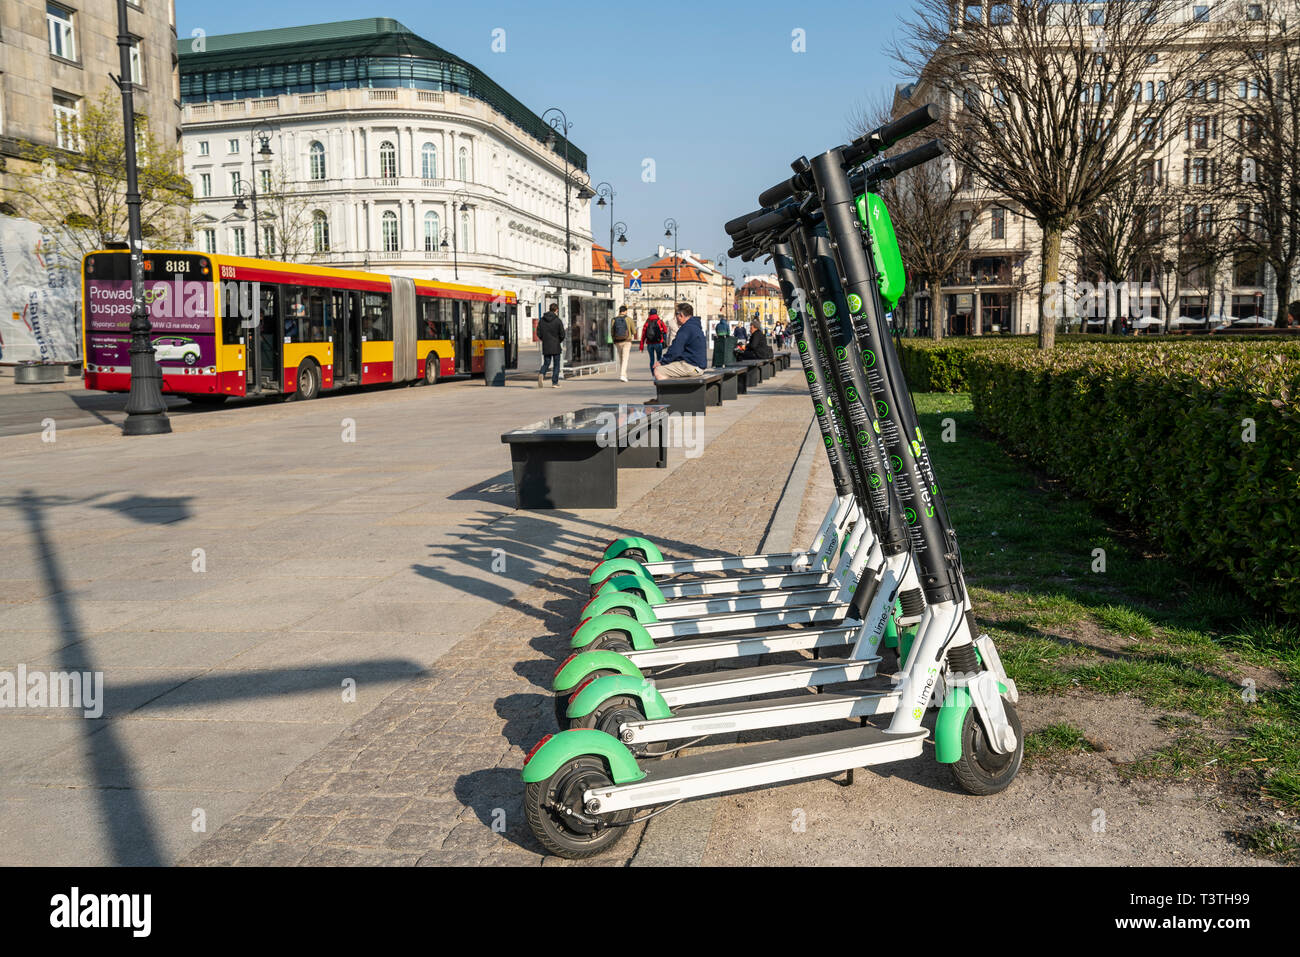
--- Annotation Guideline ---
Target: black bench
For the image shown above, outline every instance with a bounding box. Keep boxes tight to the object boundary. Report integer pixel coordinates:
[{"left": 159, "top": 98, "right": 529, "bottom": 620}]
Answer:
[
  {"left": 717, "top": 366, "right": 742, "bottom": 401},
  {"left": 501, "top": 404, "right": 670, "bottom": 509},
  {"left": 776, "top": 351, "right": 792, "bottom": 370},
  {"left": 653, "top": 370, "right": 725, "bottom": 414},
  {"left": 734, "top": 359, "right": 767, "bottom": 384}
]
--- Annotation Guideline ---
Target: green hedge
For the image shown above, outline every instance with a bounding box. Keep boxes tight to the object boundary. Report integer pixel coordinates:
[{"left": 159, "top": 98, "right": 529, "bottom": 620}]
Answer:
[{"left": 965, "top": 342, "right": 1300, "bottom": 613}]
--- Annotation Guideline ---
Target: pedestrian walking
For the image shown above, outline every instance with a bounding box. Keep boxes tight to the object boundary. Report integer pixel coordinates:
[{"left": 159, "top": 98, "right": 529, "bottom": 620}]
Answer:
[
  {"left": 536, "top": 303, "right": 564, "bottom": 388},
  {"left": 611, "top": 305, "right": 634, "bottom": 382},
  {"left": 640, "top": 308, "right": 668, "bottom": 372}
]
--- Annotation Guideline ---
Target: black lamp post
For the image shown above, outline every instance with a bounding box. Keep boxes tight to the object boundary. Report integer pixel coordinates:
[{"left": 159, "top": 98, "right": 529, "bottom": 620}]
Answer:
[
  {"left": 663, "top": 217, "right": 679, "bottom": 308},
  {"left": 247, "top": 122, "right": 274, "bottom": 257},
  {"left": 543, "top": 108, "right": 573, "bottom": 275},
  {"left": 594, "top": 182, "right": 627, "bottom": 289},
  {"left": 438, "top": 224, "right": 461, "bottom": 281},
  {"left": 448, "top": 190, "right": 473, "bottom": 280},
  {"left": 116, "top": 0, "right": 169, "bottom": 435}
]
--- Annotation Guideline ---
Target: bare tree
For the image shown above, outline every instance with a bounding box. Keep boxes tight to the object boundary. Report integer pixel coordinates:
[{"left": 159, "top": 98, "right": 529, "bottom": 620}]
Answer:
[
  {"left": 256, "top": 160, "right": 315, "bottom": 262},
  {"left": 3, "top": 90, "right": 190, "bottom": 257},
  {"left": 892, "top": 0, "right": 1214, "bottom": 348},
  {"left": 1216, "top": 0, "right": 1300, "bottom": 326}
]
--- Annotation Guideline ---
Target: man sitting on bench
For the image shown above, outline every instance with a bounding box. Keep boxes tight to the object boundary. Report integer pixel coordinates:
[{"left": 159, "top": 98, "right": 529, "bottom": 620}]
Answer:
[
  {"left": 653, "top": 302, "right": 707, "bottom": 380},
  {"left": 737, "top": 318, "right": 772, "bottom": 360}
]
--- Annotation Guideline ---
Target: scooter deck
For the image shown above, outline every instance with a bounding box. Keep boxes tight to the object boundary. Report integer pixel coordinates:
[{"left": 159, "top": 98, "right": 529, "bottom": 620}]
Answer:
[
  {"left": 584, "top": 725, "right": 927, "bottom": 813},
  {"left": 644, "top": 602, "right": 850, "bottom": 639},
  {"left": 625, "top": 688, "right": 900, "bottom": 744},
  {"left": 624, "top": 623, "right": 861, "bottom": 668},
  {"left": 655, "top": 569, "right": 833, "bottom": 598},
  {"left": 646, "top": 586, "right": 841, "bottom": 621},
  {"left": 642, "top": 553, "right": 814, "bottom": 576},
  {"left": 654, "top": 656, "right": 882, "bottom": 706}
]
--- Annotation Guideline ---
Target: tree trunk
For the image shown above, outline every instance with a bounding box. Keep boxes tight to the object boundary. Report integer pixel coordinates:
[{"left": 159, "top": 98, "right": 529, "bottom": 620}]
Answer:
[
  {"left": 1275, "top": 267, "right": 1292, "bottom": 327},
  {"left": 930, "top": 280, "right": 944, "bottom": 341},
  {"left": 1038, "top": 226, "right": 1062, "bottom": 350}
]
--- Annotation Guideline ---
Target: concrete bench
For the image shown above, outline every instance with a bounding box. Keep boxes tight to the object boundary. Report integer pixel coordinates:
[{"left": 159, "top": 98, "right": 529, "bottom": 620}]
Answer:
[
  {"left": 716, "top": 366, "right": 743, "bottom": 400},
  {"left": 653, "top": 370, "right": 725, "bottom": 414},
  {"left": 501, "top": 404, "right": 670, "bottom": 509}
]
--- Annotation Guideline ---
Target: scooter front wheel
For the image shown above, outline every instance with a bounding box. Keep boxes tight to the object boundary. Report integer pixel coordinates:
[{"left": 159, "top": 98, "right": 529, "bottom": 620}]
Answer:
[
  {"left": 571, "top": 695, "right": 666, "bottom": 757},
  {"left": 525, "top": 757, "right": 632, "bottom": 859},
  {"left": 553, "top": 669, "right": 618, "bottom": 730},
  {"left": 950, "top": 698, "right": 1023, "bottom": 796}
]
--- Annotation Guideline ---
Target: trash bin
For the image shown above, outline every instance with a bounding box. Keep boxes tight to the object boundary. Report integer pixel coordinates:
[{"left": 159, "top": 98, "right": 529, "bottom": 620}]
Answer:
[
  {"left": 14, "top": 362, "right": 64, "bottom": 384},
  {"left": 712, "top": 335, "right": 736, "bottom": 368},
  {"left": 483, "top": 346, "right": 505, "bottom": 387}
]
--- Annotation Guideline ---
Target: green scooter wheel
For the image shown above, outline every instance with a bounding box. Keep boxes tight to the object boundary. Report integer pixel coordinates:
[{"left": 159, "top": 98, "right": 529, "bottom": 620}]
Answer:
[
  {"left": 950, "top": 698, "right": 1023, "bottom": 796},
  {"left": 553, "top": 668, "right": 618, "bottom": 730},
  {"left": 571, "top": 695, "right": 666, "bottom": 758},
  {"left": 524, "top": 757, "right": 632, "bottom": 859}
]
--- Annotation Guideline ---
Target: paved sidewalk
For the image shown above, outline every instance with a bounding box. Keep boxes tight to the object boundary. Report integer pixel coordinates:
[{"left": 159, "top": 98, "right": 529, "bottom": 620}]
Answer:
[{"left": 0, "top": 355, "right": 814, "bottom": 865}]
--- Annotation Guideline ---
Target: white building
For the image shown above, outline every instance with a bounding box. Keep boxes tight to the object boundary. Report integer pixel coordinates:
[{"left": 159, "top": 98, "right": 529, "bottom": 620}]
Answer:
[{"left": 178, "top": 17, "right": 611, "bottom": 350}]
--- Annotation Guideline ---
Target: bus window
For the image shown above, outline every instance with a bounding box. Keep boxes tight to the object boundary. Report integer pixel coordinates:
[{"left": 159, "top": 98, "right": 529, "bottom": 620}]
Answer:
[
  {"left": 362, "top": 292, "right": 391, "bottom": 341},
  {"left": 305, "top": 287, "right": 329, "bottom": 341},
  {"left": 283, "top": 287, "right": 307, "bottom": 343},
  {"left": 419, "top": 297, "right": 451, "bottom": 340}
]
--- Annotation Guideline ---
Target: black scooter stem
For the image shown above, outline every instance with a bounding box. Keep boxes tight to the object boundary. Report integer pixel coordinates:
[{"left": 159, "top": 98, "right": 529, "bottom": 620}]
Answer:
[{"left": 807, "top": 147, "right": 964, "bottom": 606}]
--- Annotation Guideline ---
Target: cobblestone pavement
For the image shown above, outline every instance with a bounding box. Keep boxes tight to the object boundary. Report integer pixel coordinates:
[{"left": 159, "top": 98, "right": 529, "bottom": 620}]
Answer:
[{"left": 182, "top": 389, "right": 815, "bottom": 866}]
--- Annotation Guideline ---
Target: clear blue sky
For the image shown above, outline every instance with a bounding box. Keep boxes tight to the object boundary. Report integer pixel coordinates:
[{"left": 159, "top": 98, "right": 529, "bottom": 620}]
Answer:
[{"left": 176, "top": 0, "right": 911, "bottom": 280}]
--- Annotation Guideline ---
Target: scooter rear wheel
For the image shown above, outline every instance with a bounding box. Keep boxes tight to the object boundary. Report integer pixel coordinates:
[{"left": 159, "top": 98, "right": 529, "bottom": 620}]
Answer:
[
  {"left": 554, "top": 669, "right": 617, "bottom": 730},
  {"left": 950, "top": 698, "right": 1023, "bottom": 796},
  {"left": 571, "top": 695, "right": 666, "bottom": 757},
  {"left": 525, "top": 757, "right": 632, "bottom": 859}
]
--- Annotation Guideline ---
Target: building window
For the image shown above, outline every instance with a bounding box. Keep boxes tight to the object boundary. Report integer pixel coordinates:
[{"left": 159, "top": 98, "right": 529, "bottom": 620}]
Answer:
[
  {"left": 230, "top": 171, "right": 241, "bottom": 194},
  {"left": 228, "top": 138, "right": 239, "bottom": 154},
  {"left": 1089, "top": 8, "right": 1104, "bottom": 26},
  {"left": 198, "top": 140, "right": 209, "bottom": 157},
  {"left": 52, "top": 94, "right": 80, "bottom": 150},
  {"left": 200, "top": 229, "right": 216, "bottom": 254},
  {"left": 990, "top": 207, "right": 1006, "bottom": 240},
  {"left": 309, "top": 141, "right": 326, "bottom": 181},
  {"left": 1247, "top": 3, "right": 1263, "bottom": 19},
  {"left": 460, "top": 210, "right": 470, "bottom": 251},
  {"left": 231, "top": 227, "right": 246, "bottom": 256},
  {"left": 421, "top": 142, "right": 437, "bottom": 179},
  {"left": 259, "top": 168, "right": 271, "bottom": 193},
  {"left": 458, "top": 146, "right": 469, "bottom": 181},
  {"left": 47, "top": 3, "right": 75, "bottom": 60},
  {"left": 382, "top": 210, "right": 399, "bottom": 252},
  {"left": 990, "top": 3, "right": 1011, "bottom": 24},
  {"left": 379, "top": 141, "right": 397, "bottom": 178},
  {"left": 423, "top": 211, "right": 440, "bottom": 251},
  {"left": 199, "top": 173, "right": 211, "bottom": 197},
  {"left": 262, "top": 226, "right": 275, "bottom": 257},
  {"left": 129, "top": 39, "right": 144, "bottom": 85},
  {"left": 312, "top": 211, "right": 330, "bottom": 252},
  {"left": 1193, "top": 4, "right": 1209, "bottom": 21}
]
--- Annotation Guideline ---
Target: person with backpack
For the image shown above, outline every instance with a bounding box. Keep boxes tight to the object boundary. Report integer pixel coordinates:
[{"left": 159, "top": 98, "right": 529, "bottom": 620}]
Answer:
[
  {"left": 536, "top": 302, "right": 564, "bottom": 388},
  {"left": 611, "top": 305, "right": 634, "bottom": 382},
  {"left": 640, "top": 308, "right": 668, "bottom": 372}
]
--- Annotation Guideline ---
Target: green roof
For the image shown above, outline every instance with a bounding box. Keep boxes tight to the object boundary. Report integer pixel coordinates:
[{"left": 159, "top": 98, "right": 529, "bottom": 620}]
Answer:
[{"left": 178, "top": 18, "right": 586, "bottom": 169}]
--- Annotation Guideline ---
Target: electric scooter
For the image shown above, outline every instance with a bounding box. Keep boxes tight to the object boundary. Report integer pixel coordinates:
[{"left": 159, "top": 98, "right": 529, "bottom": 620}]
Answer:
[{"left": 521, "top": 106, "right": 1023, "bottom": 859}]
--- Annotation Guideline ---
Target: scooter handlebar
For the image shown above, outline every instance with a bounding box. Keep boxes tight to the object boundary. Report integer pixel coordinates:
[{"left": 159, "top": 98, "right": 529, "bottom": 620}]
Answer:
[
  {"left": 843, "top": 103, "right": 939, "bottom": 167},
  {"left": 858, "top": 138, "right": 945, "bottom": 189}
]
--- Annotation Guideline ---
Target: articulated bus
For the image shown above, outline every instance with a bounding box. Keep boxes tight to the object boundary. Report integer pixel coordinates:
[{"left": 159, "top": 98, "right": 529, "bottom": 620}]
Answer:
[{"left": 82, "top": 251, "right": 518, "bottom": 404}]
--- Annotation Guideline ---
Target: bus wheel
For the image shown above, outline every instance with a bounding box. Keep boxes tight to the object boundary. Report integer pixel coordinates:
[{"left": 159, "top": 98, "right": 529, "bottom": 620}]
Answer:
[
  {"left": 424, "top": 353, "right": 440, "bottom": 385},
  {"left": 295, "top": 361, "right": 321, "bottom": 401}
]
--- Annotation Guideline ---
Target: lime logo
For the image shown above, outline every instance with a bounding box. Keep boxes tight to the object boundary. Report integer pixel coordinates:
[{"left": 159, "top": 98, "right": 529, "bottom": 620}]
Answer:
[
  {"left": 814, "top": 401, "right": 824, "bottom": 416},
  {"left": 805, "top": 371, "right": 816, "bottom": 384},
  {"left": 890, "top": 454, "right": 903, "bottom": 471},
  {"left": 798, "top": 339, "right": 808, "bottom": 353},
  {"left": 869, "top": 472, "right": 882, "bottom": 488},
  {"left": 788, "top": 308, "right": 797, "bottom": 320},
  {"left": 822, "top": 301, "right": 836, "bottom": 318},
  {"left": 911, "top": 439, "right": 922, "bottom": 458},
  {"left": 835, "top": 347, "right": 847, "bottom": 361},
  {"left": 876, "top": 400, "right": 889, "bottom": 417},
  {"left": 846, "top": 386, "right": 859, "bottom": 402},
  {"left": 824, "top": 435, "right": 833, "bottom": 447},
  {"left": 905, "top": 507, "right": 917, "bottom": 525},
  {"left": 847, "top": 293, "right": 862, "bottom": 313},
  {"left": 912, "top": 707, "right": 923, "bottom": 721},
  {"left": 806, "top": 304, "right": 814, "bottom": 316},
  {"left": 863, "top": 349, "right": 876, "bottom": 367},
  {"left": 856, "top": 430, "right": 870, "bottom": 446}
]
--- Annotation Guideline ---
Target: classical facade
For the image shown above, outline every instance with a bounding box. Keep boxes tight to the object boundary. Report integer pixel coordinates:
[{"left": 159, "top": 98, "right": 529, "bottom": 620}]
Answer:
[
  {"left": 178, "top": 18, "right": 604, "bottom": 345},
  {"left": 0, "top": 0, "right": 181, "bottom": 204}
]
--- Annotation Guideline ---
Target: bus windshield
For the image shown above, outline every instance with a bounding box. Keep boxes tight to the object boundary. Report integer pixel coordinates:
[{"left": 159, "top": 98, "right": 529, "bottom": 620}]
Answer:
[{"left": 84, "top": 253, "right": 216, "bottom": 373}]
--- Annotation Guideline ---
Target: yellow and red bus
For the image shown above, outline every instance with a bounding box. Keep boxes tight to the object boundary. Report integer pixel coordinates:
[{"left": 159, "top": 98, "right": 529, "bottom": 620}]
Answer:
[{"left": 81, "top": 250, "right": 517, "bottom": 403}]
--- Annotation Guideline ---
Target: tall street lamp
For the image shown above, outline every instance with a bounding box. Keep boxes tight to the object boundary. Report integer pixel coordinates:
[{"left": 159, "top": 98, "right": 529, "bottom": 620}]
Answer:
[
  {"left": 248, "top": 122, "right": 274, "bottom": 257},
  {"left": 594, "top": 182, "right": 627, "bottom": 289},
  {"left": 115, "top": 0, "right": 168, "bottom": 435},
  {"left": 438, "top": 227, "right": 458, "bottom": 281},
  {"left": 450, "top": 189, "right": 473, "bottom": 280},
  {"left": 543, "top": 108, "right": 573, "bottom": 275},
  {"left": 663, "top": 217, "right": 679, "bottom": 308}
]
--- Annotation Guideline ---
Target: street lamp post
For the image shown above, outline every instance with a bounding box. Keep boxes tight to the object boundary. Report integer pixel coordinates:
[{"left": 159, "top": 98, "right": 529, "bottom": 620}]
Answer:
[
  {"left": 438, "top": 227, "right": 458, "bottom": 281},
  {"left": 116, "top": 0, "right": 169, "bottom": 435},
  {"left": 248, "top": 122, "right": 274, "bottom": 258},
  {"left": 543, "top": 108, "right": 573, "bottom": 275},
  {"left": 594, "top": 181, "right": 627, "bottom": 291},
  {"left": 449, "top": 189, "right": 473, "bottom": 281},
  {"left": 663, "top": 217, "right": 679, "bottom": 308}
]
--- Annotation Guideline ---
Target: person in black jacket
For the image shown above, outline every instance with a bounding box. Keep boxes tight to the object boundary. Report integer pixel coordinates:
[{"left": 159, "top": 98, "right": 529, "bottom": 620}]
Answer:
[
  {"left": 536, "top": 303, "right": 564, "bottom": 387},
  {"left": 740, "top": 319, "right": 772, "bottom": 359}
]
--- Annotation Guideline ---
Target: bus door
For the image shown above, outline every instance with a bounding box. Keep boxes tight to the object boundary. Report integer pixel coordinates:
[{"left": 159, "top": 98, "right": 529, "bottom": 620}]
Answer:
[
  {"left": 256, "top": 284, "right": 283, "bottom": 392},
  {"left": 454, "top": 300, "right": 473, "bottom": 374},
  {"left": 505, "top": 303, "right": 518, "bottom": 368},
  {"left": 330, "top": 289, "right": 355, "bottom": 383},
  {"left": 348, "top": 290, "right": 363, "bottom": 380}
]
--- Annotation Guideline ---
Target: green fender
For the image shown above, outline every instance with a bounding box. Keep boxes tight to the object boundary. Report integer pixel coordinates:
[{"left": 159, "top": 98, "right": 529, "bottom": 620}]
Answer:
[
  {"left": 595, "top": 574, "right": 667, "bottom": 605},
  {"left": 553, "top": 650, "right": 643, "bottom": 694},
  {"left": 935, "top": 686, "right": 972, "bottom": 764},
  {"left": 521, "top": 729, "right": 646, "bottom": 784},
  {"left": 570, "top": 613, "right": 657, "bottom": 651},
  {"left": 567, "top": 674, "right": 672, "bottom": 720},
  {"left": 883, "top": 611, "right": 900, "bottom": 650},
  {"left": 581, "top": 591, "right": 659, "bottom": 623},
  {"left": 899, "top": 624, "right": 919, "bottom": 665},
  {"left": 602, "top": 536, "right": 664, "bottom": 563},
  {"left": 588, "top": 557, "right": 654, "bottom": 588}
]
